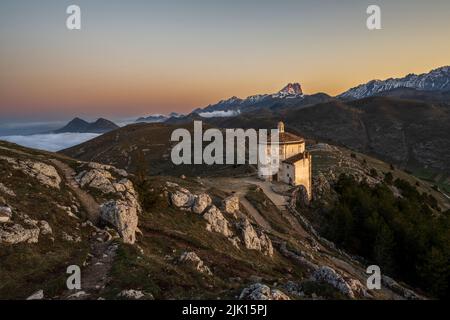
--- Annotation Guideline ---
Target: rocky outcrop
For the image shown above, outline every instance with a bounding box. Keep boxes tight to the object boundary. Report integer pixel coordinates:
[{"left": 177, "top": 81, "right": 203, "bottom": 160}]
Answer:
[
  {"left": 87, "top": 162, "right": 128, "bottom": 177},
  {"left": 0, "top": 223, "right": 40, "bottom": 244},
  {"left": 192, "top": 193, "right": 212, "bottom": 214},
  {"left": 38, "top": 220, "right": 53, "bottom": 235},
  {"left": 179, "top": 251, "right": 213, "bottom": 275},
  {"left": 100, "top": 177, "right": 141, "bottom": 244},
  {"left": 100, "top": 200, "right": 139, "bottom": 244},
  {"left": 76, "top": 169, "right": 115, "bottom": 194},
  {"left": 203, "top": 206, "right": 233, "bottom": 238},
  {"left": 0, "top": 205, "right": 12, "bottom": 223},
  {"left": 170, "top": 188, "right": 195, "bottom": 209},
  {"left": 312, "top": 266, "right": 367, "bottom": 299},
  {"left": 117, "top": 289, "right": 153, "bottom": 300},
  {"left": 0, "top": 156, "right": 61, "bottom": 189},
  {"left": 237, "top": 219, "right": 273, "bottom": 257},
  {"left": 239, "top": 283, "right": 290, "bottom": 300},
  {"left": 26, "top": 290, "right": 44, "bottom": 300},
  {"left": 382, "top": 276, "right": 423, "bottom": 300},
  {"left": 75, "top": 163, "right": 141, "bottom": 244},
  {"left": 222, "top": 195, "right": 239, "bottom": 216}
]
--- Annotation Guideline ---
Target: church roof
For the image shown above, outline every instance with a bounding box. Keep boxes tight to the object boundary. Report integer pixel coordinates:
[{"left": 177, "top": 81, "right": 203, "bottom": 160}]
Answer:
[
  {"left": 283, "top": 152, "right": 309, "bottom": 164},
  {"left": 279, "top": 132, "right": 304, "bottom": 144}
]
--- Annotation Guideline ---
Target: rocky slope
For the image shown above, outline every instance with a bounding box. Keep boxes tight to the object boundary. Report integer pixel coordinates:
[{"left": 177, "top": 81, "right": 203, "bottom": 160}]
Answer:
[{"left": 1, "top": 139, "right": 430, "bottom": 300}]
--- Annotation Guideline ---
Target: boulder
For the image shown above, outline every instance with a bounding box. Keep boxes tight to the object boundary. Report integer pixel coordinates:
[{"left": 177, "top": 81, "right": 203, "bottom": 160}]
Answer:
[
  {"left": 237, "top": 219, "right": 273, "bottom": 257},
  {"left": 170, "top": 189, "right": 195, "bottom": 209},
  {"left": 38, "top": 220, "right": 53, "bottom": 235},
  {"left": 118, "top": 289, "right": 153, "bottom": 300},
  {"left": 223, "top": 195, "right": 240, "bottom": 215},
  {"left": 100, "top": 200, "right": 139, "bottom": 244},
  {"left": 26, "top": 290, "right": 44, "bottom": 300},
  {"left": 0, "top": 205, "right": 12, "bottom": 223},
  {"left": 0, "top": 223, "right": 40, "bottom": 244},
  {"left": 179, "top": 251, "right": 213, "bottom": 275},
  {"left": 192, "top": 193, "right": 212, "bottom": 214},
  {"left": 203, "top": 206, "right": 233, "bottom": 238},
  {"left": 87, "top": 162, "right": 128, "bottom": 177},
  {"left": 239, "top": 283, "right": 290, "bottom": 300},
  {"left": 312, "top": 266, "right": 364, "bottom": 299},
  {"left": 76, "top": 169, "right": 115, "bottom": 194}
]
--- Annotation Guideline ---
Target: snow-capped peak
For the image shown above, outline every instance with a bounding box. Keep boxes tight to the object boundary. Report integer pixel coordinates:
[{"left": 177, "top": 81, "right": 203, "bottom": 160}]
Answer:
[
  {"left": 339, "top": 66, "right": 450, "bottom": 99},
  {"left": 272, "top": 83, "right": 303, "bottom": 98}
]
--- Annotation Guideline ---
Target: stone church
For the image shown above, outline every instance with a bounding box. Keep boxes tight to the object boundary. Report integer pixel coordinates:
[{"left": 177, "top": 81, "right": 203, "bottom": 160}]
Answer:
[{"left": 257, "top": 122, "right": 312, "bottom": 199}]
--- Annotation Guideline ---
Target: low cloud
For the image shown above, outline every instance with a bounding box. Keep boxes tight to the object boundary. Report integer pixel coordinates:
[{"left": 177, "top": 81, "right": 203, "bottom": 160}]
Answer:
[
  {"left": 0, "top": 133, "right": 101, "bottom": 152},
  {"left": 197, "top": 110, "right": 241, "bottom": 118}
]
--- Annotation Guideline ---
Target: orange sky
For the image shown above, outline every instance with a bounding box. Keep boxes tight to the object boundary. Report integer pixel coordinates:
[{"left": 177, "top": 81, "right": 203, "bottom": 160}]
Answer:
[{"left": 1, "top": 0, "right": 449, "bottom": 119}]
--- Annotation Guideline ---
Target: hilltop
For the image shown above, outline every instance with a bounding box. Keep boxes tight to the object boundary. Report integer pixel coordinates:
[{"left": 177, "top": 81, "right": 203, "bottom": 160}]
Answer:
[{"left": 54, "top": 118, "right": 119, "bottom": 134}]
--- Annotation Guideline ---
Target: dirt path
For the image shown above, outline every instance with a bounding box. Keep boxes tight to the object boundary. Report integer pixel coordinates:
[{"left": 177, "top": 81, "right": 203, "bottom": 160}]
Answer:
[
  {"left": 60, "top": 241, "right": 118, "bottom": 300},
  {"left": 50, "top": 159, "right": 100, "bottom": 223}
]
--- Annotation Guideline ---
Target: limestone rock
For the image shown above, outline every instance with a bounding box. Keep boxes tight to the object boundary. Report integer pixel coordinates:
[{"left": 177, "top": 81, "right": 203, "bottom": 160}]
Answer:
[
  {"left": 223, "top": 195, "right": 239, "bottom": 215},
  {"left": 76, "top": 169, "right": 115, "bottom": 194},
  {"left": 312, "top": 266, "right": 366, "bottom": 299},
  {"left": 118, "top": 289, "right": 153, "bottom": 300},
  {"left": 0, "top": 157, "right": 61, "bottom": 189},
  {"left": 0, "top": 223, "right": 40, "bottom": 244},
  {"left": 170, "top": 189, "right": 195, "bottom": 209},
  {"left": 192, "top": 193, "right": 212, "bottom": 214},
  {"left": 239, "top": 283, "right": 290, "bottom": 300},
  {"left": 100, "top": 200, "right": 139, "bottom": 244},
  {"left": 77, "top": 163, "right": 141, "bottom": 244},
  {"left": 179, "top": 251, "right": 213, "bottom": 275},
  {"left": 237, "top": 219, "right": 273, "bottom": 257},
  {"left": 38, "top": 220, "right": 53, "bottom": 235},
  {"left": 0, "top": 205, "right": 12, "bottom": 223},
  {"left": 87, "top": 162, "right": 128, "bottom": 177},
  {"left": 26, "top": 290, "right": 44, "bottom": 300},
  {"left": 203, "top": 206, "right": 233, "bottom": 237}
]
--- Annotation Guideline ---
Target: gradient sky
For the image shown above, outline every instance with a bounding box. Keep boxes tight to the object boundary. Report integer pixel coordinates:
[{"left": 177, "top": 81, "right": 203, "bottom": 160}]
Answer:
[{"left": 1, "top": 0, "right": 449, "bottom": 120}]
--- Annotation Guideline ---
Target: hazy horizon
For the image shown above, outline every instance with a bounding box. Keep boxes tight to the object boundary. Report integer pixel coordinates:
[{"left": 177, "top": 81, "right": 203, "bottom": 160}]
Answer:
[{"left": 1, "top": 0, "right": 450, "bottom": 120}]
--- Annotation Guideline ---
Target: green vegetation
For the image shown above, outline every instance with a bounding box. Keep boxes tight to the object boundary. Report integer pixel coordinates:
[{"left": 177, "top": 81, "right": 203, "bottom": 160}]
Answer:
[{"left": 319, "top": 174, "right": 450, "bottom": 298}]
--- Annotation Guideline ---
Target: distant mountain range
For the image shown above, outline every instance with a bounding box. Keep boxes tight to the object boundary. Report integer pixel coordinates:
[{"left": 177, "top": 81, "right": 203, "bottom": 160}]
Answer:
[
  {"left": 339, "top": 66, "right": 450, "bottom": 99},
  {"left": 191, "top": 82, "right": 307, "bottom": 116},
  {"left": 54, "top": 117, "right": 119, "bottom": 134},
  {"left": 136, "top": 112, "right": 184, "bottom": 123}
]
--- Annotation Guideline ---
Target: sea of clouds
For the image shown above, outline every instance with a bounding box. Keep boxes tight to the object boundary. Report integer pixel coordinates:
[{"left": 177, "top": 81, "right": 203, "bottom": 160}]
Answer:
[{"left": 0, "top": 133, "right": 101, "bottom": 152}]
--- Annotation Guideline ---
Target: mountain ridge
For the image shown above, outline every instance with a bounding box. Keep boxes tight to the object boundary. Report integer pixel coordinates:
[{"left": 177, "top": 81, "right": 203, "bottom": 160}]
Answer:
[
  {"left": 339, "top": 66, "right": 450, "bottom": 100},
  {"left": 54, "top": 117, "right": 119, "bottom": 134}
]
